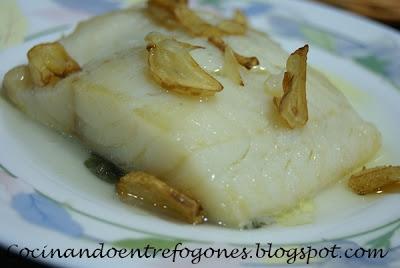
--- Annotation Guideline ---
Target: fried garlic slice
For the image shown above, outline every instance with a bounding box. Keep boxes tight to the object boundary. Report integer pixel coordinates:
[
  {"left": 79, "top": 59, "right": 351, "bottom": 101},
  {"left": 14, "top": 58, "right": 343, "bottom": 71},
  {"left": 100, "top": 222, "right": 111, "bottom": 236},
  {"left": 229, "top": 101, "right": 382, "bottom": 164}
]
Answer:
[
  {"left": 348, "top": 166, "right": 400, "bottom": 195},
  {"left": 216, "top": 10, "right": 248, "bottom": 35},
  {"left": 147, "top": 0, "right": 188, "bottom": 29},
  {"left": 174, "top": 5, "right": 224, "bottom": 37},
  {"left": 148, "top": 0, "right": 187, "bottom": 10},
  {"left": 208, "top": 36, "right": 259, "bottom": 70},
  {"left": 223, "top": 46, "right": 244, "bottom": 86},
  {"left": 117, "top": 171, "right": 204, "bottom": 224},
  {"left": 174, "top": 6, "right": 249, "bottom": 37},
  {"left": 274, "top": 45, "right": 309, "bottom": 128},
  {"left": 147, "top": 1, "right": 179, "bottom": 29},
  {"left": 145, "top": 32, "right": 223, "bottom": 97},
  {"left": 234, "top": 53, "right": 260, "bottom": 70},
  {"left": 233, "top": 9, "right": 247, "bottom": 26},
  {"left": 27, "top": 42, "right": 80, "bottom": 87},
  {"left": 208, "top": 36, "right": 228, "bottom": 51},
  {"left": 148, "top": 0, "right": 248, "bottom": 37}
]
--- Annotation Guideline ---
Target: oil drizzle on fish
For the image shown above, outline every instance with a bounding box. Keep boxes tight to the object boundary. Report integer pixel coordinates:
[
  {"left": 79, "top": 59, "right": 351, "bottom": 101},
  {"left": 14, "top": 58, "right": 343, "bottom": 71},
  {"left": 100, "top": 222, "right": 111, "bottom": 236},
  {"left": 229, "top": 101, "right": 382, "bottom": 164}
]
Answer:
[{"left": 376, "top": 181, "right": 400, "bottom": 194}]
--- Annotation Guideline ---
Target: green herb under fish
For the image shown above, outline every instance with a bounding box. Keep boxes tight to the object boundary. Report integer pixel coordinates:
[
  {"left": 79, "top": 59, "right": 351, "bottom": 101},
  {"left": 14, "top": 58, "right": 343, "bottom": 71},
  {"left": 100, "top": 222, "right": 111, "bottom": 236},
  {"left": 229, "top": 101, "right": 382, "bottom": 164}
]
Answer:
[
  {"left": 84, "top": 153, "right": 125, "bottom": 183},
  {"left": 243, "top": 219, "right": 267, "bottom": 230}
]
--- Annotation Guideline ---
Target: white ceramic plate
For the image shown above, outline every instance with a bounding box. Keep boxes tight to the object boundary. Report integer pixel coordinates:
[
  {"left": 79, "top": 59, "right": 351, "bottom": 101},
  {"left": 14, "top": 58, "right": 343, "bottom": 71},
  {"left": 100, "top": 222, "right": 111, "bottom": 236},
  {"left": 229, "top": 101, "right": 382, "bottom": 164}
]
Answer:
[{"left": 0, "top": 0, "right": 399, "bottom": 267}]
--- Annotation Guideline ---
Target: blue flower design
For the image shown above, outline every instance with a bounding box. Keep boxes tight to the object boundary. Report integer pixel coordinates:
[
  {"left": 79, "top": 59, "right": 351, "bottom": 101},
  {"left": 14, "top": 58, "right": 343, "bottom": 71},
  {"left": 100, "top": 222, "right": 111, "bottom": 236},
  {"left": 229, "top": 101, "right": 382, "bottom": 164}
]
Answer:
[
  {"left": 243, "top": 2, "right": 272, "bottom": 17},
  {"left": 11, "top": 192, "right": 84, "bottom": 237},
  {"left": 52, "top": 0, "right": 121, "bottom": 15},
  {"left": 267, "top": 15, "right": 305, "bottom": 40}
]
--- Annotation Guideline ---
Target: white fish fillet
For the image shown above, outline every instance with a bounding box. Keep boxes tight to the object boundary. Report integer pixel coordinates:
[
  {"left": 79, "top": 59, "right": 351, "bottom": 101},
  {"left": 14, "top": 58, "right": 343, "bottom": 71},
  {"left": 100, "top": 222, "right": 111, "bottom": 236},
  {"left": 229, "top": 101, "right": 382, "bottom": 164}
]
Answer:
[{"left": 2, "top": 7, "right": 381, "bottom": 227}]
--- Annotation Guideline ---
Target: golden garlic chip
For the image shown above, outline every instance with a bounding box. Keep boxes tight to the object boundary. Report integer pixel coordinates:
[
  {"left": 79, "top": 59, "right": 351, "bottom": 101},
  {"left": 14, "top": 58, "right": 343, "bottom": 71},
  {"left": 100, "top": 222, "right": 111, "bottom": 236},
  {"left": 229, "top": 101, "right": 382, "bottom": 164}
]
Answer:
[
  {"left": 147, "top": 0, "right": 249, "bottom": 37},
  {"left": 117, "top": 171, "right": 204, "bottom": 224},
  {"left": 147, "top": 0, "right": 188, "bottom": 28},
  {"left": 27, "top": 42, "right": 80, "bottom": 87},
  {"left": 233, "top": 9, "right": 247, "bottom": 26},
  {"left": 235, "top": 53, "right": 260, "bottom": 70},
  {"left": 274, "top": 45, "right": 309, "bottom": 128},
  {"left": 216, "top": 10, "right": 248, "bottom": 35},
  {"left": 174, "top": 5, "right": 224, "bottom": 37},
  {"left": 223, "top": 46, "right": 244, "bottom": 86},
  {"left": 147, "top": 1, "right": 179, "bottom": 29},
  {"left": 148, "top": 0, "right": 187, "bottom": 10},
  {"left": 348, "top": 166, "right": 400, "bottom": 195},
  {"left": 173, "top": 5, "right": 248, "bottom": 37},
  {"left": 146, "top": 0, "right": 253, "bottom": 74},
  {"left": 208, "top": 36, "right": 259, "bottom": 70},
  {"left": 145, "top": 33, "right": 223, "bottom": 97}
]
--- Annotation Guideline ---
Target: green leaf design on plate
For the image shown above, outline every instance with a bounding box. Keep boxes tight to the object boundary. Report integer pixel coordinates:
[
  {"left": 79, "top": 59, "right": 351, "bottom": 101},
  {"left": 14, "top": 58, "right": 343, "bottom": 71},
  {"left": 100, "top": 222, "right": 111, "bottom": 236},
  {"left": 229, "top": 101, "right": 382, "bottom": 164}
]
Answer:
[
  {"left": 199, "top": 0, "right": 221, "bottom": 8},
  {"left": 354, "top": 55, "right": 387, "bottom": 76},
  {"left": 112, "top": 238, "right": 183, "bottom": 250},
  {"left": 366, "top": 224, "right": 400, "bottom": 250},
  {"left": 300, "top": 25, "right": 336, "bottom": 52}
]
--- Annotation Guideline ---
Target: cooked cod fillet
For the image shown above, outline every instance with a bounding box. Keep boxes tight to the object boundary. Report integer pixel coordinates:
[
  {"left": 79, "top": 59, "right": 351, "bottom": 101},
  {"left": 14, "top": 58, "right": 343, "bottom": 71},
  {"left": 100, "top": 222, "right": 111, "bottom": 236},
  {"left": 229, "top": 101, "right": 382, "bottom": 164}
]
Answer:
[{"left": 2, "top": 6, "right": 381, "bottom": 227}]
